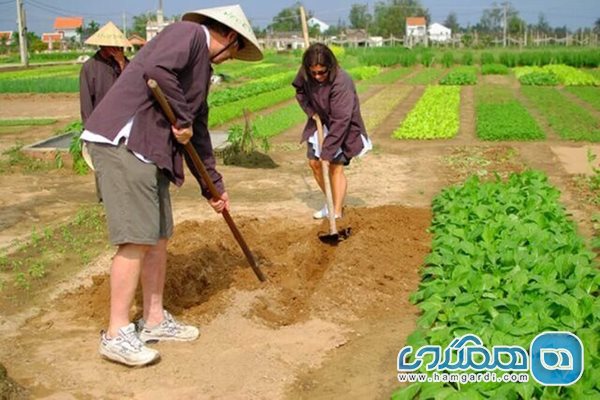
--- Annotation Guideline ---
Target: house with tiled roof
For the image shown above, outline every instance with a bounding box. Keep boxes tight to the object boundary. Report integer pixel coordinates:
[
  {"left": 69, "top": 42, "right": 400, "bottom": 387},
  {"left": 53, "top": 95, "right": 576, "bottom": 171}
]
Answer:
[
  {"left": 53, "top": 16, "right": 84, "bottom": 41},
  {"left": 406, "top": 16, "right": 427, "bottom": 47},
  {"left": 127, "top": 34, "right": 146, "bottom": 51},
  {"left": 41, "top": 32, "right": 65, "bottom": 50},
  {"left": 0, "top": 31, "right": 13, "bottom": 45}
]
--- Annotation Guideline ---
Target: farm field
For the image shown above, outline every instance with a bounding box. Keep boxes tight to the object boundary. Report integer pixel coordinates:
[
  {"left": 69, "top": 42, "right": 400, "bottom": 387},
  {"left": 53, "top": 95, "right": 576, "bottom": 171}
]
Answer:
[{"left": 0, "top": 48, "right": 599, "bottom": 399}]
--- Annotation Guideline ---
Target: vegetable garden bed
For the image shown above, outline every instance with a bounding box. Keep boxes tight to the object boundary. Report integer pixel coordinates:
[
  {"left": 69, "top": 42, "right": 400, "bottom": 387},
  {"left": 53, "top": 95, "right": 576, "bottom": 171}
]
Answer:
[{"left": 392, "top": 170, "right": 600, "bottom": 399}]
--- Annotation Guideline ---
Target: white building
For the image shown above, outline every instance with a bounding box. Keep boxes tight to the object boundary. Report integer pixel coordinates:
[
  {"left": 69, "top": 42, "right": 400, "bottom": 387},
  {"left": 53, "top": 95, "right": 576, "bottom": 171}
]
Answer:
[
  {"left": 428, "top": 22, "right": 452, "bottom": 43},
  {"left": 308, "top": 17, "right": 330, "bottom": 34},
  {"left": 406, "top": 17, "right": 427, "bottom": 39},
  {"left": 368, "top": 36, "right": 384, "bottom": 47},
  {"left": 146, "top": 5, "right": 170, "bottom": 41}
]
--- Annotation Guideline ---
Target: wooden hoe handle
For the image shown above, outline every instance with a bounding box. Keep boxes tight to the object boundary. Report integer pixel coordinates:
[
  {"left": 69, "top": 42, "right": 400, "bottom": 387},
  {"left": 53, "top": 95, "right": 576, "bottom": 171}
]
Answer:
[
  {"left": 147, "top": 79, "right": 266, "bottom": 282},
  {"left": 314, "top": 115, "right": 338, "bottom": 236}
]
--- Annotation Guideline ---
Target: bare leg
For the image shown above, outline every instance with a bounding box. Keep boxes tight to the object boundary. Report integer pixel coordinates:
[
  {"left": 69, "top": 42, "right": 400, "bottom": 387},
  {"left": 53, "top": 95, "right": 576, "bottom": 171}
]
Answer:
[
  {"left": 141, "top": 238, "right": 168, "bottom": 327},
  {"left": 108, "top": 243, "right": 149, "bottom": 337},
  {"left": 329, "top": 164, "right": 347, "bottom": 216},
  {"left": 309, "top": 159, "right": 325, "bottom": 192}
]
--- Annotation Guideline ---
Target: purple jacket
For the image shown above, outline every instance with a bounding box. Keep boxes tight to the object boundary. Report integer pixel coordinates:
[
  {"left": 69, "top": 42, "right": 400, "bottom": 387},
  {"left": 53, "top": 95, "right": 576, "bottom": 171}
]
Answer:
[
  {"left": 293, "top": 67, "right": 368, "bottom": 161},
  {"left": 84, "top": 21, "right": 223, "bottom": 198}
]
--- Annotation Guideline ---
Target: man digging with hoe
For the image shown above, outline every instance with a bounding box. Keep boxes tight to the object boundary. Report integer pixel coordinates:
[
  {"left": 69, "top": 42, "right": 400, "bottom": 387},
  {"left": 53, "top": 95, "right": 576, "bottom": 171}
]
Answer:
[{"left": 81, "top": 4, "right": 263, "bottom": 367}]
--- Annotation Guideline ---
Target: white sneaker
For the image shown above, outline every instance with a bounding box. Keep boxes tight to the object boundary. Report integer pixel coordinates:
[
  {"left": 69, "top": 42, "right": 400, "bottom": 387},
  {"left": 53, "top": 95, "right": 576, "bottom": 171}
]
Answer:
[
  {"left": 99, "top": 323, "right": 160, "bottom": 367},
  {"left": 313, "top": 205, "right": 328, "bottom": 219},
  {"left": 314, "top": 205, "right": 344, "bottom": 219},
  {"left": 138, "top": 310, "right": 200, "bottom": 343}
]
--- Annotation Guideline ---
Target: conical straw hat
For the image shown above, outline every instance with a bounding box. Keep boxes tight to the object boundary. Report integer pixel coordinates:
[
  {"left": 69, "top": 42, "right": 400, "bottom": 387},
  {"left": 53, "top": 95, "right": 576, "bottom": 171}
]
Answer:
[
  {"left": 182, "top": 5, "right": 263, "bottom": 61},
  {"left": 85, "top": 21, "right": 131, "bottom": 47}
]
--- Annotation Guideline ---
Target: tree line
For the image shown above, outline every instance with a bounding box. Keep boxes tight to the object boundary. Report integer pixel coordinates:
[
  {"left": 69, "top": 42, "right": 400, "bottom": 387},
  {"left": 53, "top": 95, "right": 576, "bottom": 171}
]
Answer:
[{"left": 1, "top": 0, "right": 598, "bottom": 55}]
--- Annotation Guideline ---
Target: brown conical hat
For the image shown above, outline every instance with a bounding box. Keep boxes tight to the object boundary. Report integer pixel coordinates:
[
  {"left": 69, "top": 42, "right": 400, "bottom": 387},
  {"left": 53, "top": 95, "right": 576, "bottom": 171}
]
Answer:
[
  {"left": 182, "top": 5, "right": 263, "bottom": 61},
  {"left": 85, "top": 21, "right": 131, "bottom": 47}
]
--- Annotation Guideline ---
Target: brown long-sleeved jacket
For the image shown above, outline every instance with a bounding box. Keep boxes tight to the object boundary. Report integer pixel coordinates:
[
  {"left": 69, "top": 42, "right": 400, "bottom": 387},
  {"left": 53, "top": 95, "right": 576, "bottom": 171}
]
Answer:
[
  {"left": 84, "top": 21, "right": 223, "bottom": 198},
  {"left": 79, "top": 51, "right": 128, "bottom": 124},
  {"left": 292, "top": 67, "right": 368, "bottom": 161}
]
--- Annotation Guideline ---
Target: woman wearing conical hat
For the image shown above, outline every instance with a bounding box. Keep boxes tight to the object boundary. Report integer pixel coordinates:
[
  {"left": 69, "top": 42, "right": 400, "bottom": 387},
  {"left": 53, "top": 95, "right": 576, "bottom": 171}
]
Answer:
[
  {"left": 80, "top": 5, "right": 263, "bottom": 367},
  {"left": 79, "top": 21, "right": 131, "bottom": 123}
]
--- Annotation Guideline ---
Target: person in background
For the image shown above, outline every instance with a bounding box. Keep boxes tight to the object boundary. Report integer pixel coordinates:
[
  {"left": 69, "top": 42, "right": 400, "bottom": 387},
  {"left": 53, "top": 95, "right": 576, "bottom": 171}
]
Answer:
[
  {"left": 79, "top": 21, "right": 130, "bottom": 123},
  {"left": 293, "top": 43, "right": 372, "bottom": 220},
  {"left": 79, "top": 21, "right": 130, "bottom": 201},
  {"left": 81, "top": 5, "right": 263, "bottom": 367}
]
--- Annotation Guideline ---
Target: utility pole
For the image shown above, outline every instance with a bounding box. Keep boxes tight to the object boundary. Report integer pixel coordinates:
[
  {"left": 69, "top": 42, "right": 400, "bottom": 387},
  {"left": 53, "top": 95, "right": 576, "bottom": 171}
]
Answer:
[
  {"left": 16, "top": 0, "right": 28, "bottom": 66},
  {"left": 502, "top": 2, "right": 507, "bottom": 47},
  {"left": 122, "top": 11, "right": 127, "bottom": 37},
  {"left": 299, "top": 6, "right": 309, "bottom": 48},
  {"left": 157, "top": 0, "right": 164, "bottom": 25}
]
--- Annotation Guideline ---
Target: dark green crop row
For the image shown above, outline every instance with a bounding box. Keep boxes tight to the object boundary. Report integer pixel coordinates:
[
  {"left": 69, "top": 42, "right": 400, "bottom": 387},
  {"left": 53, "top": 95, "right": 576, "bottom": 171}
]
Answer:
[
  {"left": 440, "top": 67, "right": 478, "bottom": 86},
  {"left": 566, "top": 87, "right": 600, "bottom": 111},
  {"left": 521, "top": 87, "right": 600, "bottom": 142},
  {"left": 392, "top": 170, "right": 600, "bottom": 399},
  {"left": 475, "top": 85, "right": 544, "bottom": 141}
]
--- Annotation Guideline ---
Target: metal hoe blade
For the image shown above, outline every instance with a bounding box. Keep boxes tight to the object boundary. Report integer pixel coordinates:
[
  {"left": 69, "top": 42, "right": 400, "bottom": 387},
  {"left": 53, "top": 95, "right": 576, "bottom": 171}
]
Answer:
[{"left": 319, "top": 227, "right": 351, "bottom": 245}]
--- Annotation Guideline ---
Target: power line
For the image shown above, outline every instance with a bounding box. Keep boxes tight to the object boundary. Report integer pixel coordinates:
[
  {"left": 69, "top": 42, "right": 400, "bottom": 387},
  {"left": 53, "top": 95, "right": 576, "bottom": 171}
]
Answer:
[{"left": 27, "top": 0, "right": 122, "bottom": 19}]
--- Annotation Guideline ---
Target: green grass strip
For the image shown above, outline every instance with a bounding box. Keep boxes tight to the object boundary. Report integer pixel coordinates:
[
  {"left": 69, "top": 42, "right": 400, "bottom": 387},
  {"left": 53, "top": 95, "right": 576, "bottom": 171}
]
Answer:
[
  {"left": 0, "top": 118, "right": 58, "bottom": 126},
  {"left": 566, "top": 87, "right": 600, "bottom": 111},
  {"left": 0, "top": 65, "right": 80, "bottom": 80},
  {"left": 209, "top": 87, "right": 294, "bottom": 128},
  {"left": 521, "top": 86, "right": 600, "bottom": 141},
  {"left": 251, "top": 103, "right": 306, "bottom": 138},
  {"left": 0, "top": 77, "right": 79, "bottom": 93}
]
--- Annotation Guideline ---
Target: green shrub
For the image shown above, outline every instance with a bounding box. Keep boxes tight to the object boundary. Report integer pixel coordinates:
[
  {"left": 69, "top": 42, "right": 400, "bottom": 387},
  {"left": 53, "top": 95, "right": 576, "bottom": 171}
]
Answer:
[
  {"left": 461, "top": 51, "right": 474, "bottom": 66},
  {"left": 441, "top": 52, "right": 454, "bottom": 68},
  {"left": 519, "top": 71, "right": 559, "bottom": 86},
  {"left": 420, "top": 51, "right": 435, "bottom": 67},
  {"left": 481, "top": 63, "right": 509, "bottom": 75},
  {"left": 480, "top": 52, "right": 495, "bottom": 65},
  {"left": 440, "top": 67, "right": 478, "bottom": 85}
]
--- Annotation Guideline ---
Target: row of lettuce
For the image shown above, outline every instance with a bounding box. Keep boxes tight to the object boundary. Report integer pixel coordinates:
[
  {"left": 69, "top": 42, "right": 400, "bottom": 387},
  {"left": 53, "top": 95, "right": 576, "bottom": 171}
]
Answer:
[
  {"left": 391, "top": 83, "right": 600, "bottom": 142},
  {"left": 391, "top": 171, "right": 600, "bottom": 399}
]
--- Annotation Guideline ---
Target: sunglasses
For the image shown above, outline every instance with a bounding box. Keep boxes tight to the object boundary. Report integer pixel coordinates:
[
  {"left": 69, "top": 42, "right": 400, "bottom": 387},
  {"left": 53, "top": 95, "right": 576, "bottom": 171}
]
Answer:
[{"left": 310, "top": 68, "right": 328, "bottom": 77}]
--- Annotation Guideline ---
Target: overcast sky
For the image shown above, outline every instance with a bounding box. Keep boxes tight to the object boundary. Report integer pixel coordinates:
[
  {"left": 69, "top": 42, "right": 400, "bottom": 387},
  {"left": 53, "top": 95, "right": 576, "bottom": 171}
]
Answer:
[{"left": 0, "top": 1, "right": 598, "bottom": 35}]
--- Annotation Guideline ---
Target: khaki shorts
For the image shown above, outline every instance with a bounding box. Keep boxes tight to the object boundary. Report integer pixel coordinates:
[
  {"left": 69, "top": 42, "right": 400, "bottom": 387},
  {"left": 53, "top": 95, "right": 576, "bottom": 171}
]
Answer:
[{"left": 87, "top": 141, "right": 173, "bottom": 246}]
